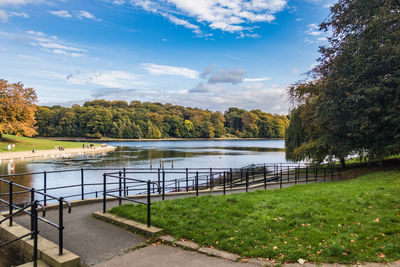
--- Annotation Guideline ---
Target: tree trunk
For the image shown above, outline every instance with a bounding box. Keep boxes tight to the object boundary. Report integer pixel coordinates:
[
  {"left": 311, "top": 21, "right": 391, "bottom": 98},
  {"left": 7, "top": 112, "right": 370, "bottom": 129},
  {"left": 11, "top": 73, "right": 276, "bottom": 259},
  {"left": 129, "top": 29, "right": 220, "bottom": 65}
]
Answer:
[{"left": 340, "top": 157, "right": 346, "bottom": 168}]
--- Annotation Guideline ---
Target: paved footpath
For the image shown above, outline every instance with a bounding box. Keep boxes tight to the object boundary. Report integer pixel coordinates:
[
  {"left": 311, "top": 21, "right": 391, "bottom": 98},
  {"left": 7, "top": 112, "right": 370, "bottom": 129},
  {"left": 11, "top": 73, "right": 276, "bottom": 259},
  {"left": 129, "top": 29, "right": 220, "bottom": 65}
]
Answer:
[{"left": 13, "top": 180, "right": 327, "bottom": 266}]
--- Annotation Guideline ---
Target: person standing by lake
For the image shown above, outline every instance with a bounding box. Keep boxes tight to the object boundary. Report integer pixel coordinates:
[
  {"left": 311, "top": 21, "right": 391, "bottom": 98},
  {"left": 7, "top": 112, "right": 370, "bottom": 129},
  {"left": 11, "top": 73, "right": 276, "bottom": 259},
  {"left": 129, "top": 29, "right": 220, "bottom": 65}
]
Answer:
[{"left": 7, "top": 144, "right": 11, "bottom": 152}]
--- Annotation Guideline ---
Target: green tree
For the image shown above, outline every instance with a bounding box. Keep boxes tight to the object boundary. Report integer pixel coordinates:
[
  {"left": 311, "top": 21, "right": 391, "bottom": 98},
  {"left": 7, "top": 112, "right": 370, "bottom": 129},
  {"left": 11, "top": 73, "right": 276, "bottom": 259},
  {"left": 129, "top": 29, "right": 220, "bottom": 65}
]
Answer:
[{"left": 286, "top": 0, "right": 400, "bottom": 166}]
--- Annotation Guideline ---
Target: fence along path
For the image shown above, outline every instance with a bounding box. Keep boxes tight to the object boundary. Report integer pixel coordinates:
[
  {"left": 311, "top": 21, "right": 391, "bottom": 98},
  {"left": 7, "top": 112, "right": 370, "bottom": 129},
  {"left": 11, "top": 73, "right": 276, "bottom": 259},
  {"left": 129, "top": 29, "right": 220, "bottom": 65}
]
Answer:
[{"left": 5, "top": 164, "right": 341, "bottom": 265}]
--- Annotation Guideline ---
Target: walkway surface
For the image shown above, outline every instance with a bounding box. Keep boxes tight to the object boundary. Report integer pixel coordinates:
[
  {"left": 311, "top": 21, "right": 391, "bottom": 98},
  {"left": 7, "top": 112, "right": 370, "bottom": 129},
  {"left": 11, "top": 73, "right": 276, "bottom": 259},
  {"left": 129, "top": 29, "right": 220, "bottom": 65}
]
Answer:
[
  {"left": 13, "top": 179, "right": 313, "bottom": 266},
  {"left": 0, "top": 146, "right": 115, "bottom": 161}
]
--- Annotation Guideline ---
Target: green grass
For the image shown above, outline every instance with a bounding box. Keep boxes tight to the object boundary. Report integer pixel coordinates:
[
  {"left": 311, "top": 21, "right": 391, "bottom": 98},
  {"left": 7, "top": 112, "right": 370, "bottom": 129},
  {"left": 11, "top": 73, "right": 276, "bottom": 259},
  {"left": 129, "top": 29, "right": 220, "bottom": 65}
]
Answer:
[
  {"left": 0, "top": 134, "right": 88, "bottom": 152},
  {"left": 110, "top": 170, "right": 400, "bottom": 264}
]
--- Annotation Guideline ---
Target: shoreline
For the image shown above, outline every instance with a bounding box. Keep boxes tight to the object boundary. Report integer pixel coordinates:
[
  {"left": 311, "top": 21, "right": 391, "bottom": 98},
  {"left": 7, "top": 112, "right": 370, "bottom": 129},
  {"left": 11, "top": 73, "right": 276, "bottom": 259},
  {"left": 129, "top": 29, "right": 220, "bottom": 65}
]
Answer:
[
  {"left": 0, "top": 145, "right": 116, "bottom": 161},
  {"left": 38, "top": 137, "right": 285, "bottom": 142}
]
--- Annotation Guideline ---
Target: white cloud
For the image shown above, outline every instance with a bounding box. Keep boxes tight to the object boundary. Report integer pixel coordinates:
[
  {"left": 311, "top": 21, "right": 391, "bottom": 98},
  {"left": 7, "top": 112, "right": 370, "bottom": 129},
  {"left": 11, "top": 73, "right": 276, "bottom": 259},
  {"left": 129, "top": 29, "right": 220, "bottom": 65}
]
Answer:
[
  {"left": 66, "top": 70, "right": 144, "bottom": 89},
  {"left": 112, "top": 0, "right": 125, "bottom": 5},
  {"left": 0, "top": 9, "right": 29, "bottom": 22},
  {"left": 141, "top": 63, "right": 200, "bottom": 79},
  {"left": 243, "top": 77, "right": 271, "bottom": 82},
  {"left": 0, "top": 0, "right": 42, "bottom": 6},
  {"left": 77, "top": 10, "right": 100, "bottom": 21},
  {"left": 0, "top": 9, "right": 7, "bottom": 22},
  {"left": 21, "top": 30, "right": 88, "bottom": 57},
  {"left": 49, "top": 10, "right": 72, "bottom": 18},
  {"left": 132, "top": 0, "right": 287, "bottom": 37},
  {"left": 304, "top": 23, "right": 330, "bottom": 43},
  {"left": 10, "top": 11, "right": 28, "bottom": 18}
]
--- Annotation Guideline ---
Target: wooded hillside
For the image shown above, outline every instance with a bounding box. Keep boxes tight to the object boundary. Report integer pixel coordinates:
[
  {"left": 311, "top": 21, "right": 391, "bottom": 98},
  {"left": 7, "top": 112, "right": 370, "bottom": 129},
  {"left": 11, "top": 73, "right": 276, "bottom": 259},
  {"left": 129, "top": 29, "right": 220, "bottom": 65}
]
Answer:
[{"left": 36, "top": 100, "right": 289, "bottom": 139}]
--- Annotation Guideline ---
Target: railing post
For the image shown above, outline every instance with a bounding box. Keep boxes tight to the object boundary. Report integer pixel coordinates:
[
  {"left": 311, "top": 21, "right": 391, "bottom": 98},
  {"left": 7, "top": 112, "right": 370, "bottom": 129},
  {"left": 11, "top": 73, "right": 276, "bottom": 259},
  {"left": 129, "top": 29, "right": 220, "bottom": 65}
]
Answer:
[
  {"left": 103, "top": 173, "right": 106, "bottom": 213},
  {"left": 245, "top": 171, "right": 249, "bottom": 192},
  {"left": 229, "top": 168, "right": 233, "bottom": 189},
  {"left": 295, "top": 167, "right": 297, "bottom": 184},
  {"left": 32, "top": 201, "right": 38, "bottom": 267},
  {"left": 118, "top": 171, "right": 122, "bottom": 206},
  {"left": 147, "top": 180, "right": 151, "bottom": 228},
  {"left": 287, "top": 166, "right": 290, "bottom": 181},
  {"left": 306, "top": 167, "right": 308, "bottom": 184},
  {"left": 81, "top": 168, "right": 84, "bottom": 200},
  {"left": 324, "top": 167, "right": 326, "bottom": 182},
  {"left": 123, "top": 168, "right": 127, "bottom": 196},
  {"left": 158, "top": 168, "right": 161, "bottom": 194},
  {"left": 263, "top": 165, "right": 267, "bottom": 189},
  {"left": 9, "top": 181, "right": 13, "bottom": 226},
  {"left": 210, "top": 168, "right": 213, "bottom": 189},
  {"left": 58, "top": 197, "right": 64, "bottom": 255},
  {"left": 331, "top": 168, "right": 334, "bottom": 182},
  {"left": 162, "top": 171, "right": 165, "bottom": 201},
  {"left": 195, "top": 171, "right": 199, "bottom": 197},
  {"left": 43, "top": 171, "right": 47, "bottom": 206},
  {"left": 30, "top": 188, "right": 35, "bottom": 237},
  {"left": 186, "top": 168, "right": 189, "bottom": 192},
  {"left": 174, "top": 179, "right": 177, "bottom": 192},
  {"left": 339, "top": 168, "right": 341, "bottom": 181},
  {"left": 223, "top": 171, "right": 226, "bottom": 195},
  {"left": 280, "top": 168, "right": 283, "bottom": 189}
]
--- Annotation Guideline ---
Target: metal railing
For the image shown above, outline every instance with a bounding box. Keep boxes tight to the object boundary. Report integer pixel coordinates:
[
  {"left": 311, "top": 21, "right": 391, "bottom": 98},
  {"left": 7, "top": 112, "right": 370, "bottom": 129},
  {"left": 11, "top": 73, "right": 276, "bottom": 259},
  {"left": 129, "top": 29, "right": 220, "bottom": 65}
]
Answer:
[
  {"left": 0, "top": 178, "right": 71, "bottom": 256},
  {"left": 99, "top": 164, "right": 341, "bottom": 227},
  {"left": 0, "top": 200, "right": 40, "bottom": 267},
  {"left": 1, "top": 164, "right": 341, "bottom": 230}
]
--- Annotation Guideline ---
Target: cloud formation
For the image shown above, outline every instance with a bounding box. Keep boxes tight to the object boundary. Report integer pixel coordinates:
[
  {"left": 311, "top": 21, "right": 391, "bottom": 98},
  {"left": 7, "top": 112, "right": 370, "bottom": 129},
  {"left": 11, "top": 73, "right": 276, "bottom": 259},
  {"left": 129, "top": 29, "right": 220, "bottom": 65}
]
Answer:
[
  {"left": 131, "top": 0, "right": 287, "bottom": 37},
  {"left": 66, "top": 70, "right": 144, "bottom": 89},
  {"left": 141, "top": 63, "right": 200, "bottom": 79},
  {"left": 208, "top": 69, "right": 246, "bottom": 84},
  {"left": 0, "top": 9, "right": 29, "bottom": 22},
  {"left": 0, "top": 0, "right": 42, "bottom": 6},
  {"left": 49, "top": 10, "right": 100, "bottom": 21},
  {"left": 188, "top": 83, "right": 210, "bottom": 93},
  {"left": 49, "top": 10, "right": 72, "bottom": 18}
]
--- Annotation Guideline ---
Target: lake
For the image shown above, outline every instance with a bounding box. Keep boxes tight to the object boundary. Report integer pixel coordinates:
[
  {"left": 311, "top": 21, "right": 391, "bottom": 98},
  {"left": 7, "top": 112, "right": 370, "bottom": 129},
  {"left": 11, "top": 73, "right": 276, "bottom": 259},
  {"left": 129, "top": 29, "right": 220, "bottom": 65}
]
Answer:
[{"left": 0, "top": 139, "right": 289, "bottom": 203}]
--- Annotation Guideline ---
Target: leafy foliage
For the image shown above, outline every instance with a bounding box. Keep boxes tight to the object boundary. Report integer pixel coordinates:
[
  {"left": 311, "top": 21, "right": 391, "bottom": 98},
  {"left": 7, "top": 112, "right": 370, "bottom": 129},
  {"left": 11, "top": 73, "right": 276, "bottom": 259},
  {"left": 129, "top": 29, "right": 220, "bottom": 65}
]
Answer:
[
  {"left": 36, "top": 100, "right": 289, "bottom": 139},
  {"left": 286, "top": 0, "right": 400, "bottom": 165},
  {"left": 0, "top": 79, "right": 37, "bottom": 137}
]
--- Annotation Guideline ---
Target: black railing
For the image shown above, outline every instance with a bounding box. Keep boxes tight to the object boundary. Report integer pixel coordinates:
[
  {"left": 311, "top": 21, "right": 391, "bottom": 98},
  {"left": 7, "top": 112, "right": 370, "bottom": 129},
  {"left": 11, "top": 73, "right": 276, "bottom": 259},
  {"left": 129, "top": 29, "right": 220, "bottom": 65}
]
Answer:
[
  {"left": 0, "top": 178, "right": 71, "bottom": 256},
  {"left": 0, "top": 200, "right": 40, "bottom": 267},
  {"left": 1, "top": 164, "right": 341, "bottom": 230}
]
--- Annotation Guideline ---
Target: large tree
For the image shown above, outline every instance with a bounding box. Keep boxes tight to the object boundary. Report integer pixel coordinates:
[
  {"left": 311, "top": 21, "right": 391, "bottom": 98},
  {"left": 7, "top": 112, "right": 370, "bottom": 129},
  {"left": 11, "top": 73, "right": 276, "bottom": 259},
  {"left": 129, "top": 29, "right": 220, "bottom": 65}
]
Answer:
[
  {"left": 0, "top": 79, "right": 38, "bottom": 138},
  {"left": 286, "top": 0, "right": 400, "bottom": 166}
]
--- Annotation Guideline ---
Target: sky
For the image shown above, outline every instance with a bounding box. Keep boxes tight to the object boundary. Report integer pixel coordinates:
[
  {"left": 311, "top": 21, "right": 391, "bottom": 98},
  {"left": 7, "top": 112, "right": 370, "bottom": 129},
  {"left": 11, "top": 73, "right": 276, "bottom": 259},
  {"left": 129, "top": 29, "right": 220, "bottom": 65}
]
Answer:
[{"left": 0, "top": 0, "right": 333, "bottom": 114}]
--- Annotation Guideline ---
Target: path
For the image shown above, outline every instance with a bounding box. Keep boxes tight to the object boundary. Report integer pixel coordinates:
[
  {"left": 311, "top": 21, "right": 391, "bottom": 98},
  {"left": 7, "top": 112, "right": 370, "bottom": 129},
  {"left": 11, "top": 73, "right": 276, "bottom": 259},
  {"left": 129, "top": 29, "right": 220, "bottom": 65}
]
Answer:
[
  {"left": 14, "top": 179, "right": 313, "bottom": 266},
  {"left": 0, "top": 146, "right": 115, "bottom": 161}
]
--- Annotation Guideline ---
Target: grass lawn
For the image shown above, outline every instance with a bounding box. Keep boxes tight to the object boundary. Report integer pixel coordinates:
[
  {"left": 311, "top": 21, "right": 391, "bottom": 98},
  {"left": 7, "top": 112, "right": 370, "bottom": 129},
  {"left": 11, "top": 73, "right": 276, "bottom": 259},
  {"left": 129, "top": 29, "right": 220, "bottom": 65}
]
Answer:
[
  {"left": 0, "top": 134, "right": 87, "bottom": 152},
  {"left": 110, "top": 170, "right": 400, "bottom": 264}
]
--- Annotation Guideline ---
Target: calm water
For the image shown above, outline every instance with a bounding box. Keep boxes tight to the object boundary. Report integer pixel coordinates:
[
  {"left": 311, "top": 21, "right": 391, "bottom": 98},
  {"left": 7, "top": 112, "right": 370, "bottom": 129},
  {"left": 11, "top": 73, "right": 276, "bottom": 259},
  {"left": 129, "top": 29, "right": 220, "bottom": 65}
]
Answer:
[{"left": 0, "top": 139, "right": 288, "bottom": 203}]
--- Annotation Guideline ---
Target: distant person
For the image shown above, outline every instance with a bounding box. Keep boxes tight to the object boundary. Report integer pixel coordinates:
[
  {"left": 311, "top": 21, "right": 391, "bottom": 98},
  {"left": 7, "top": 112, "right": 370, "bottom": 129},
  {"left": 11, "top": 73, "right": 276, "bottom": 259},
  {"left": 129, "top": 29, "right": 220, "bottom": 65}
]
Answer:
[
  {"left": 12, "top": 144, "right": 15, "bottom": 151},
  {"left": 7, "top": 144, "right": 11, "bottom": 151},
  {"left": 32, "top": 149, "right": 36, "bottom": 153},
  {"left": 82, "top": 144, "right": 85, "bottom": 149}
]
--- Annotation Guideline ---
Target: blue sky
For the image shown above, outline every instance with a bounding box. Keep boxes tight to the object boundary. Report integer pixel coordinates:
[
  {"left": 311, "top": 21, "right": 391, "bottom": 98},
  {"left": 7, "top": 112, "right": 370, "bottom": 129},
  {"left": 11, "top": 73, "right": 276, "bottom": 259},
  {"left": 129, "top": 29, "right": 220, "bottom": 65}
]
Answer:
[{"left": 0, "top": 0, "right": 333, "bottom": 114}]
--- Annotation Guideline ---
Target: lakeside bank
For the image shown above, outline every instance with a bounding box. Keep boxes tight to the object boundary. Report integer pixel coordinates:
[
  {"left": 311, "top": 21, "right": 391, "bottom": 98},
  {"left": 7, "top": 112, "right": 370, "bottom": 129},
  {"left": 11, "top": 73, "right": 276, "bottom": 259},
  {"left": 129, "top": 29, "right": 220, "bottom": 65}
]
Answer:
[{"left": 0, "top": 145, "right": 116, "bottom": 161}]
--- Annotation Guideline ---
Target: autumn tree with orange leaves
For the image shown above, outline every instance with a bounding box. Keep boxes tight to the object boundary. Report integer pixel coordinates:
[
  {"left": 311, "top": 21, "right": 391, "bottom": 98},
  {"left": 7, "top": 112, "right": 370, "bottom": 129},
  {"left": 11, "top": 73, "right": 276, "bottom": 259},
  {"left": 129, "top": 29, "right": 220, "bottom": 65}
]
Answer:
[{"left": 0, "top": 79, "right": 37, "bottom": 139}]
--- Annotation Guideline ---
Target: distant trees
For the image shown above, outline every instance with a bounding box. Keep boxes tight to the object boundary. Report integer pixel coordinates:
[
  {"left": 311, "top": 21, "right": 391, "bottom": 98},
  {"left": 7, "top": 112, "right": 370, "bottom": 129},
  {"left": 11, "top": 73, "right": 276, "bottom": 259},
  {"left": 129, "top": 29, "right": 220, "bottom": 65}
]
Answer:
[
  {"left": 35, "top": 100, "right": 289, "bottom": 139},
  {"left": 0, "top": 79, "right": 37, "bottom": 138},
  {"left": 285, "top": 0, "right": 400, "bottom": 166}
]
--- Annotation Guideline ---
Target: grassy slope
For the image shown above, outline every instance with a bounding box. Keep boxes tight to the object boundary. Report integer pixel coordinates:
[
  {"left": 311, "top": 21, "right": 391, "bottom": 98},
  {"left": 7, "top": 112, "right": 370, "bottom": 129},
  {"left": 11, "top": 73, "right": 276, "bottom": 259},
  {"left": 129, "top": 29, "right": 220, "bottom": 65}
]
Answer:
[
  {"left": 0, "top": 134, "right": 87, "bottom": 152},
  {"left": 111, "top": 170, "right": 400, "bottom": 264}
]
